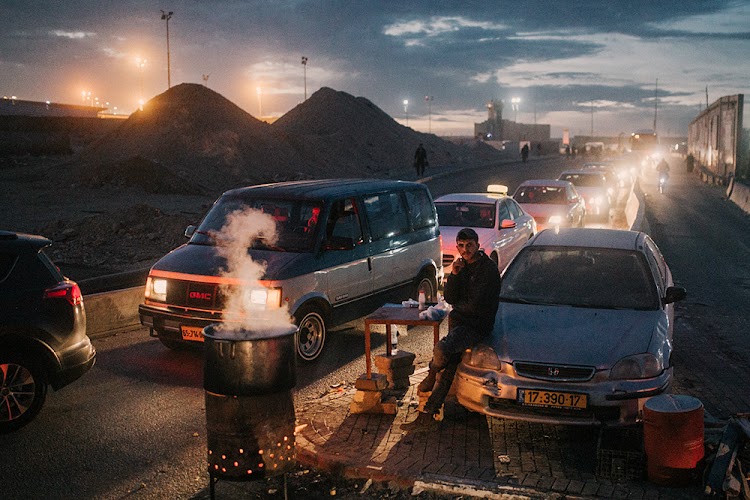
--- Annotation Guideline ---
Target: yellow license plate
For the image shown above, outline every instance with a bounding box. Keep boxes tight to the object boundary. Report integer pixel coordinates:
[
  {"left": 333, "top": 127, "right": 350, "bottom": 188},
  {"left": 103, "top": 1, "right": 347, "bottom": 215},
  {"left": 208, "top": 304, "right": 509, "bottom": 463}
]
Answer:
[
  {"left": 181, "top": 326, "right": 205, "bottom": 342},
  {"left": 519, "top": 389, "right": 587, "bottom": 410}
]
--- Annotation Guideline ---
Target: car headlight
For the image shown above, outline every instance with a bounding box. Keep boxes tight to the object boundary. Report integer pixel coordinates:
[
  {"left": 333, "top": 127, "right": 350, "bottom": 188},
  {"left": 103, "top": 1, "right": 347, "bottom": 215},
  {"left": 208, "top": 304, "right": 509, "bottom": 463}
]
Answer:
[
  {"left": 610, "top": 353, "right": 663, "bottom": 380},
  {"left": 243, "top": 287, "right": 283, "bottom": 309},
  {"left": 466, "top": 344, "right": 502, "bottom": 370},
  {"left": 145, "top": 277, "right": 168, "bottom": 302},
  {"left": 548, "top": 215, "right": 563, "bottom": 225}
]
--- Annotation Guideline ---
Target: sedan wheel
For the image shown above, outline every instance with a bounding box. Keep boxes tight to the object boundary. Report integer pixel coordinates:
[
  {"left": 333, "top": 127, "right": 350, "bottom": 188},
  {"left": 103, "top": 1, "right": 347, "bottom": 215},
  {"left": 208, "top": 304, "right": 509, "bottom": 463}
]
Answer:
[
  {"left": 0, "top": 355, "right": 47, "bottom": 434},
  {"left": 295, "top": 306, "right": 327, "bottom": 362}
]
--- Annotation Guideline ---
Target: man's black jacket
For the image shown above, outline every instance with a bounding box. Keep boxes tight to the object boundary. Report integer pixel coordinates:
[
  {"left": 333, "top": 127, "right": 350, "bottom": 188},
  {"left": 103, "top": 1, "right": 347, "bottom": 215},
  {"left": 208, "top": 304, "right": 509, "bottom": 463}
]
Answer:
[{"left": 443, "top": 251, "right": 502, "bottom": 336}]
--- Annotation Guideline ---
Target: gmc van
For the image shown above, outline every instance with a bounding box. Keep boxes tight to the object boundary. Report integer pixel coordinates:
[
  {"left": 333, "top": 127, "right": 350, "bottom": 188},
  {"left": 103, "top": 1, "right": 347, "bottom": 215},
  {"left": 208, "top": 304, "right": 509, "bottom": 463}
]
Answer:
[{"left": 139, "top": 179, "right": 442, "bottom": 361}]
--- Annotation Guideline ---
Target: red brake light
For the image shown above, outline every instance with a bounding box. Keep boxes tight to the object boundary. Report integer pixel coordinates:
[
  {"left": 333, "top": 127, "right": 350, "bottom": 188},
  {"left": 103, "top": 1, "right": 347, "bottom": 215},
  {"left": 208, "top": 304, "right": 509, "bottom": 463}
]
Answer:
[{"left": 43, "top": 281, "right": 83, "bottom": 306}]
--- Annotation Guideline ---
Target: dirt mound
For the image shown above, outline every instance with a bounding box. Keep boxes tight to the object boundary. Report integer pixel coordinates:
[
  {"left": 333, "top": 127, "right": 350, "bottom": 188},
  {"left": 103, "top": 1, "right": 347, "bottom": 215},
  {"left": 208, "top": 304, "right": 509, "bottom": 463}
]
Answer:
[
  {"left": 75, "top": 83, "right": 306, "bottom": 193},
  {"left": 272, "top": 87, "right": 500, "bottom": 176},
  {"left": 76, "top": 155, "right": 204, "bottom": 195}
]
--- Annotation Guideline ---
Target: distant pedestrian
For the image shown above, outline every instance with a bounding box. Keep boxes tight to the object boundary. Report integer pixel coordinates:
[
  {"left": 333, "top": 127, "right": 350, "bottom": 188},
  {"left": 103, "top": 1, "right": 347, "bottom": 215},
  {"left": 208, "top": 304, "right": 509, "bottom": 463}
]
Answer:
[
  {"left": 521, "top": 143, "right": 529, "bottom": 163},
  {"left": 414, "top": 143, "right": 428, "bottom": 177},
  {"left": 565, "top": 144, "right": 571, "bottom": 159}
]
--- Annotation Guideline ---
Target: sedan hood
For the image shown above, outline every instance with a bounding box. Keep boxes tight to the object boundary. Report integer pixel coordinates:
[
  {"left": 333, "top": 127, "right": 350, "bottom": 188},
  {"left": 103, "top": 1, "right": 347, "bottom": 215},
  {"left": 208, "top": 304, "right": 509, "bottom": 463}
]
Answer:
[
  {"left": 489, "top": 302, "right": 665, "bottom": 368},
  {"left": 151, "top": 243, "right": 307, "bottom": 281}
]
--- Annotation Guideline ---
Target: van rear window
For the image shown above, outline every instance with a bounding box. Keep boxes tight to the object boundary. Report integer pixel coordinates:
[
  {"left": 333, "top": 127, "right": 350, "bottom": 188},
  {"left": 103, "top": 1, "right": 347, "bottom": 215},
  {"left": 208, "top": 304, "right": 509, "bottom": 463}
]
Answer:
[{"left": 363, "top": 192, "right": 410, "bottom": 241}]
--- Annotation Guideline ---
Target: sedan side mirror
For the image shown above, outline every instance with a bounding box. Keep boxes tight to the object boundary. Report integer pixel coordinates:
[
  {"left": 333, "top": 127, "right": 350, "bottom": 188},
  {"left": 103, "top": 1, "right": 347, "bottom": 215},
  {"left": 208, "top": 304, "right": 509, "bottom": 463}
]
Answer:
[
  {"left": 663, "top": 286, "right": 687, "bottom": 305},
  {"left": 184, "top": 225, "right": 196, "bottom": 238}
]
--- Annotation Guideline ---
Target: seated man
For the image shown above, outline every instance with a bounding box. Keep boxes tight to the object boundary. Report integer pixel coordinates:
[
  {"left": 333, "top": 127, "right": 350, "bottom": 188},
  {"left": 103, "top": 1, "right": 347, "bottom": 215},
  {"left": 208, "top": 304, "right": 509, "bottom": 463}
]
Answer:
[{"left": 402, "top": 228, "right": 502, "bottom": 432}]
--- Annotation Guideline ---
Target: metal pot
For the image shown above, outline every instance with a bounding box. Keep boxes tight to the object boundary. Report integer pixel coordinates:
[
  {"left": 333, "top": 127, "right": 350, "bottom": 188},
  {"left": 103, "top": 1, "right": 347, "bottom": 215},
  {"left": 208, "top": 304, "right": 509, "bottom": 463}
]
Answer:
[{"left": 203, "top": 323, "right": 297, "bottom": 396}]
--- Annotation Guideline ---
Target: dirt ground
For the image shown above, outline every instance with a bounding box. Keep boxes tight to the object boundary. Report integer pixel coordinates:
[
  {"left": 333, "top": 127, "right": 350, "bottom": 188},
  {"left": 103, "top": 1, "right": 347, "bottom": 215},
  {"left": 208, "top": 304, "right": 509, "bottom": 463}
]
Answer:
[{"left": 1, "top": 154, "right": 215, "bottom": 280}]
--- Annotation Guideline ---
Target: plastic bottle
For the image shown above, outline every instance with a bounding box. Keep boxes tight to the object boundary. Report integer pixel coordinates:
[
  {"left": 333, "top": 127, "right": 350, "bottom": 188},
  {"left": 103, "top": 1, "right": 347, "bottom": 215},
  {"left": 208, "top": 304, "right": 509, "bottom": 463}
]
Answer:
[
  {"left": 390, "top": 327, "right": 398, "bottom": 355},
  {"left": 418, "top": 290, "right": 426, "bottom": 310}
]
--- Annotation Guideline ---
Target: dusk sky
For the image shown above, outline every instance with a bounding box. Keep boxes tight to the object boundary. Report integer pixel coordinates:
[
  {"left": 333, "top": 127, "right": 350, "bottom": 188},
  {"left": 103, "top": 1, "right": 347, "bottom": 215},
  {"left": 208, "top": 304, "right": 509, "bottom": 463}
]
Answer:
[{"left": 1, "top": 1, "right": 748, "bottom": 138}]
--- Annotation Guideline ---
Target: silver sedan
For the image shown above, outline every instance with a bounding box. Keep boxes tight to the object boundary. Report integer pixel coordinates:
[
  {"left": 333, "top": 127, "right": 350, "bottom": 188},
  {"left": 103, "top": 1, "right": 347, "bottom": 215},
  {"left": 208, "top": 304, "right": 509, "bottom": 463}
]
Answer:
[{"left": 454, "top": 228, "right": 686, "bottom": 426}]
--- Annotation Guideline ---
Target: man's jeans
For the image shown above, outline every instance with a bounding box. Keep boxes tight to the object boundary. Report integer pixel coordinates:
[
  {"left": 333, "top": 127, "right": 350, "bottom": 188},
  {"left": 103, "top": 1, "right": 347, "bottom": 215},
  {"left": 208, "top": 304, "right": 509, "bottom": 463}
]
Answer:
[{"left": 424, "top": 324, "right": 484, "bottom": 415}]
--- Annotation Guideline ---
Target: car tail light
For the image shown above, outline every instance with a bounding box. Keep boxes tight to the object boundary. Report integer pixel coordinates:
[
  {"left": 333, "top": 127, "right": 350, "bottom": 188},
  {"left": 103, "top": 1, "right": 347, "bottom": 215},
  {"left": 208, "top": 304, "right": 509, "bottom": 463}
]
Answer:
[{"left": 43, "top": 281, "right": 83, "bottom": 306}]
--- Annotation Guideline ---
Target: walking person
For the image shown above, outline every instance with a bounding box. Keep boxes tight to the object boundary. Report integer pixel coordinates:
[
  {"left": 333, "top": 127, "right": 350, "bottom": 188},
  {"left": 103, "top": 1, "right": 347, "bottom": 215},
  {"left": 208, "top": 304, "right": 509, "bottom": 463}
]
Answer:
[
  {"left": 402, "top": 227, "right": 504, "bottom": 432},
  {"left": 414, "top": 143, "right": 428, "bottom": 177},
  {"left": 521, "top": 143, "right": 530, "bottom": 163}
]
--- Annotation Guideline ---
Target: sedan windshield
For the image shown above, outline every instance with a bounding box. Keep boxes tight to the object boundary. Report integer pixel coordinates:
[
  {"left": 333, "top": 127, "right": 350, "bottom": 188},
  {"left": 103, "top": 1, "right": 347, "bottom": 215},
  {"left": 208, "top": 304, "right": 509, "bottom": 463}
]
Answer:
[
  {"left": 500, "top": 247, "right": 660, "bottom": 310},
  {"left": 436, "top": 202, "right": 495, "bottom": 228},
  {"left": 190, "top": 196, "right": 323, "bottom": 252},
  {"left": 559, "top": 173, "right": 606, "bottom": 187},
  {"left": 514, "top": 186, "right": 566, "bottom": 204}
]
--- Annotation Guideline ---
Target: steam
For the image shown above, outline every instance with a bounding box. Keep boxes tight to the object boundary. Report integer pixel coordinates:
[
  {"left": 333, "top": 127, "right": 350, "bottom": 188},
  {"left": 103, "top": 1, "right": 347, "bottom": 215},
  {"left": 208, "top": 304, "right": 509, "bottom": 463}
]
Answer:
[{"left": 213, "top": 208, "right": 294, "bottom": 333}]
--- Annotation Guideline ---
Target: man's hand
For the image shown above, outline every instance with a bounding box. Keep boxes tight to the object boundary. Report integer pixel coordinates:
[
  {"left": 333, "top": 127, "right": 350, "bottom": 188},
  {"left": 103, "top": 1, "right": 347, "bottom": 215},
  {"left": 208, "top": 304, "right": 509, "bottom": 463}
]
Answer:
[
  {"left": 501, "top": 219, "right": 517, "bottom": 229},
  {"left": 452, "top": 258, "right": 466, "bottom": 275}
]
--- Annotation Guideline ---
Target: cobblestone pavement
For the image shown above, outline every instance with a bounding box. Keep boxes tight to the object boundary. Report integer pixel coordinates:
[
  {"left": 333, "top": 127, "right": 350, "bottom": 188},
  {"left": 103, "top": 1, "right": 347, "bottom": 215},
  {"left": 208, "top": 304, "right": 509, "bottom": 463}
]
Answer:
[{"left": 294, "top": 367, "right": 705, "bottom": 499}]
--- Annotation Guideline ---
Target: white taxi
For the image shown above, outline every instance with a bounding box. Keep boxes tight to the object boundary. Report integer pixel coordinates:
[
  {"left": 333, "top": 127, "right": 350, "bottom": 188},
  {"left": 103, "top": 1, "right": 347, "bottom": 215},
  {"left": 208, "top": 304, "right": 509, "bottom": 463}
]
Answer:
[{"left": 434, "top": 185, "right": 537, "bottom": 274}]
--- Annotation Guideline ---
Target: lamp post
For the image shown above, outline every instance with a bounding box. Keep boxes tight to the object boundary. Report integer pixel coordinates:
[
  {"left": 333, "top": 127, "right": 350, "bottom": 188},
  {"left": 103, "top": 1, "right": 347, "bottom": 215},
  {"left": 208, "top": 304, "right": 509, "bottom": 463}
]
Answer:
[
  {"left": 257, "top": 86, "right": 263, "bottom": 117},
  {"left": 160, "top": 10, "right": 173, "bottom": 89},
  {"left": 135, "top": 57, "right": 146, "bottom": 100},
  {"left": 403, "top": 99, "right": 409, "bottom": 126},
  {"left": 511, "top": 97, "right": 520, "bottom": 122},
  {"left": 301, "top": 56, "right": 308, "bottom": 101},
  {"left": 424, "top": 95, "right": 433, "bottom": 134}
]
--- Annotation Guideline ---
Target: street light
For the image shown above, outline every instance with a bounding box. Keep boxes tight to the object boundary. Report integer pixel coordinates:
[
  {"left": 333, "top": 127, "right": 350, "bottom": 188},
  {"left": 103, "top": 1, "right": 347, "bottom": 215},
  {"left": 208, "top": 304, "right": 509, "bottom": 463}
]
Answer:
[
  {"left": 511, "top": 97, "right": 521, "bottom": 122},
  {"left": 257, "top": 86, "right": 263, "bottom": 117},
  {"left": 160, "top": 10, "right": 173, "bottom": 89},
  {"left": 135, "top": 57, "right": 146, "bottom": 100},
  {"left": 424, "top": 95, "right": 433, "bottom": 134},
  {"left": 403, "top": 99, "right": 409, "bottom": 126},
  {"left": 301, "top": 56, "right": 308, "bottom": 101}
]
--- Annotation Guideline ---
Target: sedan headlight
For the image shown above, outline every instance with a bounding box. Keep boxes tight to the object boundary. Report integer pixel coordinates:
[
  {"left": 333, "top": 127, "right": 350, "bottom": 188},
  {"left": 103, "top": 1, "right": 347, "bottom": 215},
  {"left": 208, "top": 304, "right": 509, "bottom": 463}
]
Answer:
[
  {"left": 145, "top": 277, "right": 168, "bottom": 302},
  {"left": 466, "top": 344, "right": 502, "bottom": 370},
  {"left": 610, "top": 353, "right": 663, "bottom": 380}
]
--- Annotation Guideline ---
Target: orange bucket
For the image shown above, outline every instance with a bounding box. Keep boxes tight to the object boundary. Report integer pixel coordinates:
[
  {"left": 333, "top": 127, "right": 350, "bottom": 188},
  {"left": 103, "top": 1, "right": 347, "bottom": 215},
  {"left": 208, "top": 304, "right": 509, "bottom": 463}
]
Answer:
[{"left": 643, "top": 394, "right": 704, "bottom": 486}]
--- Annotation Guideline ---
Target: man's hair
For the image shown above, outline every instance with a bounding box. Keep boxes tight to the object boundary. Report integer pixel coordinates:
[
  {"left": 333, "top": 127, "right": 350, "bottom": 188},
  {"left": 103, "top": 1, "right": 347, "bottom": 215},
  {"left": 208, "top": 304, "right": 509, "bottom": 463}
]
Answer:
[{"left": 456, "top": 228, "right": 478, "bottom": 242}]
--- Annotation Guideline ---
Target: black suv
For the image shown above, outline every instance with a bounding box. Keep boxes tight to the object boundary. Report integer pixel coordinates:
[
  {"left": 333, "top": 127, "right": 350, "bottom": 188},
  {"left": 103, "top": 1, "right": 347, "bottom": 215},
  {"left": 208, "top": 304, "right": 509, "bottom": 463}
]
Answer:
[{"left": 0, "top": 230, "right": 96, "bottom": 433}]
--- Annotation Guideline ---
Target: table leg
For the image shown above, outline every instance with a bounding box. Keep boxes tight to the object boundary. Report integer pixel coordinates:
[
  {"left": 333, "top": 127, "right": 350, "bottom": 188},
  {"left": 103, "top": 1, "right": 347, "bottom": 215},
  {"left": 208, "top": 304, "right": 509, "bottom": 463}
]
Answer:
[
  {"left": 365, "top": 322, "right": 372, "bottom": 379},
  {"left": 433, "top": 324, "right": 439, "bottom": 345},
  {"left": 385, "top": 324, "right": 392, "bottom": 357}
]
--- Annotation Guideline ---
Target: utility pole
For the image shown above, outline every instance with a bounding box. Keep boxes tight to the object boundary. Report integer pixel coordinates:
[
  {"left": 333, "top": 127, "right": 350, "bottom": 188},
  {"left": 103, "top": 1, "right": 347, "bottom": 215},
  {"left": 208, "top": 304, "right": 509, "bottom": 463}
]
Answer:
[
  {"left": 160, "top": 10, "right": 173, "bottom": 89},
  {"left": 653, "top": 78, "right": 658, "bottom": 133},
  {"left": 424, "top": 95, "right": 433, "bottom": 133},
  {"left": 301, "top": 56, "right": 308, "bottom": 101}
]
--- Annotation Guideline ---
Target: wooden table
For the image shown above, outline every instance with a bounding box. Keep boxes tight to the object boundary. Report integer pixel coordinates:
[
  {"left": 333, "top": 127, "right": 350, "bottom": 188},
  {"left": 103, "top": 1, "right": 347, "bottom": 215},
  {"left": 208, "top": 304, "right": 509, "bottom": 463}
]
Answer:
[{"left": 363, "top": 305, "right": 445, "bottom": 379}]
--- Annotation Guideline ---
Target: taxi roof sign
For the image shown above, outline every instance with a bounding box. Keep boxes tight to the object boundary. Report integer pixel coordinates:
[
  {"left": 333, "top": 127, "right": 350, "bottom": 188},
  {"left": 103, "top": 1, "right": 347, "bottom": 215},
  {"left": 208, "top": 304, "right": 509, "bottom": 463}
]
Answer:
[{"left": 487, "top": 184, "right": 508, "bottom": 195}]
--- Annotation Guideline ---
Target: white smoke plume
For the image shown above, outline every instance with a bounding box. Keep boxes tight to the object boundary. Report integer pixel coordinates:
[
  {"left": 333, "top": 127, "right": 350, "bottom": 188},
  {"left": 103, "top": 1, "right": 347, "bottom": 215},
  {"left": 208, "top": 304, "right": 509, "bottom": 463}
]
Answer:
[{"left": 212, "top": 208, "right": 294, "bottom": 333}]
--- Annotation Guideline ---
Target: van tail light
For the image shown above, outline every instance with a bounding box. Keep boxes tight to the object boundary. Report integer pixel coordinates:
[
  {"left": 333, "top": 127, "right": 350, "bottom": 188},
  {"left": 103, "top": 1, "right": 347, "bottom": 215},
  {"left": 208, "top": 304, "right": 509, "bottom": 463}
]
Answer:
[{"left": 43, "top": 281, "right": 83, "bottom": 306}]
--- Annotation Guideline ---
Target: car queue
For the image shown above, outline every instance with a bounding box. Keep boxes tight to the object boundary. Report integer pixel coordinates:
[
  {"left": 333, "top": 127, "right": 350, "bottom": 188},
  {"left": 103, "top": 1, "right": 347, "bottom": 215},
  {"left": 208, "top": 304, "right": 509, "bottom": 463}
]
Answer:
[{"left": 2, "top": 151, "right": 677, "bottom": 433}]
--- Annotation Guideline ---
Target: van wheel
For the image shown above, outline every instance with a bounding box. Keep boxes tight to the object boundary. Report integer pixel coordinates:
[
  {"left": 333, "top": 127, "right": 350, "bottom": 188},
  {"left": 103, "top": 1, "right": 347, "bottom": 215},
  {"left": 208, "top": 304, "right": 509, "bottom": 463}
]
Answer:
[
  {"left": 0, "top": 353, "right": 48, "bottom": 434},
  {"left": 295, "top": 306, "right": 327, "bottom": 362},
  {"left": 414, "top": 272, "right": 438, "bottom": 302}
]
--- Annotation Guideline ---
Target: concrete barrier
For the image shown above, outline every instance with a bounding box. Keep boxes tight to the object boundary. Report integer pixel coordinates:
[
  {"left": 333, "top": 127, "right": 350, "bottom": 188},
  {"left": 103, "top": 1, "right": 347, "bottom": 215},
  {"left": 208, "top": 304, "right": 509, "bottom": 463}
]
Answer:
[
  {"left": 84, "top": 286, "right": 144, "bottom": 339},
  {"left": 729, "top": 179, "right": 750, "bottom": 215}
]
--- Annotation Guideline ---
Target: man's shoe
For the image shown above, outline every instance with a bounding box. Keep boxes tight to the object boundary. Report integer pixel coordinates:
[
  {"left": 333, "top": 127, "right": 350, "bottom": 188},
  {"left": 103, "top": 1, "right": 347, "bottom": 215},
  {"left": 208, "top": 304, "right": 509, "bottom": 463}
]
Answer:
[
  {"left": 417, "top": 371, "right": 436, "bottom": 393},
  {"left": 401, "top": 412, "right": 438, "bottom": 433}
]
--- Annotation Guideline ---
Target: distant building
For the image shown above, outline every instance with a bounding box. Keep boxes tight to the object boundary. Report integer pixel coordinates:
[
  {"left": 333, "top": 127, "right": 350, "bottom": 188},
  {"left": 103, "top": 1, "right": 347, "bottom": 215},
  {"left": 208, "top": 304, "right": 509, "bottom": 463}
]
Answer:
[
  {"left": 1, "top": 97, "right": 105, "bottom": 118},
  {"left": 474, "top": 99, "right": 550, "bottom": 143}
]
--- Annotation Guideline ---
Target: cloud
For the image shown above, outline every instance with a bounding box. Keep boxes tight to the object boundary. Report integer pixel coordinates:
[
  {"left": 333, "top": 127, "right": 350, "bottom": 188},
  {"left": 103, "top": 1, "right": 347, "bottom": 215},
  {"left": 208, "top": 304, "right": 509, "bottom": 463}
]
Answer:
[{"left": 50, "top": 30, "right": 96, "bottom": 39}]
